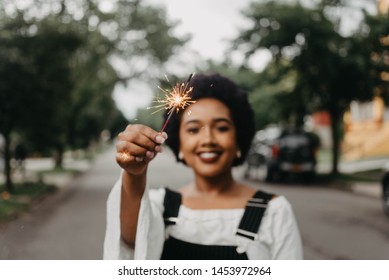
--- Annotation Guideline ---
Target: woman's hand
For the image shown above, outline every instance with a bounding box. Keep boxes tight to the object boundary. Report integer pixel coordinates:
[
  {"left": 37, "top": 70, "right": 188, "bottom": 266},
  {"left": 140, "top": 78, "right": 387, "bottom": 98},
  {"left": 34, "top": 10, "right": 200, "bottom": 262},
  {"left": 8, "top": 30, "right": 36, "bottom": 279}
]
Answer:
[
  {"left": 116, "top": 124, "right": 167, "bottom": 247},
  {"left": 115, "top": 124, "right": 167, "bottom": 176}
]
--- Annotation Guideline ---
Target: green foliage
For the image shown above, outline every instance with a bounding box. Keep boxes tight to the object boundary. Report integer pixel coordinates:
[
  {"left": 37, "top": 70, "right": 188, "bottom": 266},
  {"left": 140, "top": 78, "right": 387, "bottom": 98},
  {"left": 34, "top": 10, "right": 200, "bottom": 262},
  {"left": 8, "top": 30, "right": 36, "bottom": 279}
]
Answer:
[
  {"left": 233, "top": 0, "right": 389, "bottom": 174},
  {"left": 0, "top": 10, "right": 84, "bottom": 190},
  {"left": 136, "top": 107, "right": 164, "bottom": 131},
  {"left": 108, "top": 110, "right": 129, "bottom": 139},
  {"left": 363, "top": 12, "right": 389, "bottom": 104},
  {"left": 202, "top": 57, "right": 300, "bottom": 129},
  {"left": 0, "top": 0, "right": 186, "bottom": 187}
]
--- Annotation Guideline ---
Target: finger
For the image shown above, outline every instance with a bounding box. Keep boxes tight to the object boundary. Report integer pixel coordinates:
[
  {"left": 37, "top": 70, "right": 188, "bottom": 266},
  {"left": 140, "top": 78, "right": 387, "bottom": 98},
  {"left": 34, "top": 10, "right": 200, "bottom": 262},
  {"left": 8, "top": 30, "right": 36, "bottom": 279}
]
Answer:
[
  {"left": 119, "top": 128, "right": 166, "bottom": 152},
  {"left": 118, "top": 136, "right": 162, "bottom": 154},
  {"left": 116, "top": 140, "right": 158, "bottom": 164},
  {"left": 115, "top": 152, "right": 145, "bottom": 168},
  {"left": 116, "top": 151, "right": 136, "bottom": 162},
  {"left": 116, "top": 140, "right": 150, "bottom": 157},
  {"left": 116, "top": 149, "right": 156, "bottom": 167},
  {"left": 121, "top": 124, "right": 157, "bottom": 140},
  {"left": 122, "top": 125, "right": 168, "bottom": 143}
]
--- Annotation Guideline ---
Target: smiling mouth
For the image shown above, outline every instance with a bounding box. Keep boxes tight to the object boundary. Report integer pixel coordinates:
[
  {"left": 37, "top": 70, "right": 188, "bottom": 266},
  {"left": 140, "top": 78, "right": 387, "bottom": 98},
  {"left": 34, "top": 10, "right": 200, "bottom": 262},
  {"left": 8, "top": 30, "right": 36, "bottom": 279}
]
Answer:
[
  {"left": 198, "top": 152, "right": 222, "bottom": 162},
  {"left": 199, "top": 152, "right": 219, "bottom": 158}
]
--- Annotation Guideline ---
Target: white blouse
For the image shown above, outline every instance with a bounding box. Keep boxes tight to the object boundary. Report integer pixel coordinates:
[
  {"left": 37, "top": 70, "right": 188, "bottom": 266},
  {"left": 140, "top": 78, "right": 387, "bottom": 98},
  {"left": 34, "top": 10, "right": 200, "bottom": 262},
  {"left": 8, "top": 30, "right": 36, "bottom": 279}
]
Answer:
[{"left": 103, "top": 177, "right": 303, "bottom": 260}]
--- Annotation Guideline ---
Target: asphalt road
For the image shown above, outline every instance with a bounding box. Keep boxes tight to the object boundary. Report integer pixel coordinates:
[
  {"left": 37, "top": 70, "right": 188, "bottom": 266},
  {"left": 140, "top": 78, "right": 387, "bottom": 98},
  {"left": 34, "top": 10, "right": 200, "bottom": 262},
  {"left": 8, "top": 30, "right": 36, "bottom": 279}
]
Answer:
[
  {"left": 251, "top": 181, "right": 389, "bottom": 259},
  {"left": 0, "top": 146, "right": 388, "bottom": 259},
  {"left": 0, "top": 147, "right": 121, "bottom": 259}
]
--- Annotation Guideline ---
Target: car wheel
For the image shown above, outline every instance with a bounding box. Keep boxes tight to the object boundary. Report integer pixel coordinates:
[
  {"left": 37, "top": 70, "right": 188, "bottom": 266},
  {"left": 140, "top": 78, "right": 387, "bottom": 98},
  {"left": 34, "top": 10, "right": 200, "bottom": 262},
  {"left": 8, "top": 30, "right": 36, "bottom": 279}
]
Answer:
[
  {"left": 279, "top": 171, "right": 288, "bottom": 182},
  {"left": 265, "top": 169, "right": 274, "bottom": 183},
  {"left": 302, "top": 171, "right": 316, "bottom": 184},
  {"left": 265, "top": 165, "right": 278, "bottom": 183}
]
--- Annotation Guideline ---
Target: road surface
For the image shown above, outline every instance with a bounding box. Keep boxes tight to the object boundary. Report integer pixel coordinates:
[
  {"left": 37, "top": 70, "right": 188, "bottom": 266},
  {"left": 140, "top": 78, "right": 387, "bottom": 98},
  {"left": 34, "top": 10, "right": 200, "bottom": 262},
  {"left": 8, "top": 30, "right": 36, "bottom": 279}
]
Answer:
[{"left": 1, "top": 146, "right": 388, "bottom": 259}]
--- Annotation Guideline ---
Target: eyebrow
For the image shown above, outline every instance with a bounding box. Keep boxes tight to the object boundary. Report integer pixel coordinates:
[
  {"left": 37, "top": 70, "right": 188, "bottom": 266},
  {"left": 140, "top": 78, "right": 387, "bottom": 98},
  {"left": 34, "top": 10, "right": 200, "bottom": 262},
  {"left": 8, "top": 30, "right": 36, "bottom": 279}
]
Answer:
[{"left": 183, "top": 117, "right": 233, "bottom": 125}]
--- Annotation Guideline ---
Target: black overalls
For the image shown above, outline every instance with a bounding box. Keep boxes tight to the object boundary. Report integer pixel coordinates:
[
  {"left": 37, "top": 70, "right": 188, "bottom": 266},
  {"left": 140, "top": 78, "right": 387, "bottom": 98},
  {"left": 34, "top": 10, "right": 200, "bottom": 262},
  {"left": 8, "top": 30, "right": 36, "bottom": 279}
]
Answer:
[{"left": 160, "top": 188, "right": 274, "bottom": 260}]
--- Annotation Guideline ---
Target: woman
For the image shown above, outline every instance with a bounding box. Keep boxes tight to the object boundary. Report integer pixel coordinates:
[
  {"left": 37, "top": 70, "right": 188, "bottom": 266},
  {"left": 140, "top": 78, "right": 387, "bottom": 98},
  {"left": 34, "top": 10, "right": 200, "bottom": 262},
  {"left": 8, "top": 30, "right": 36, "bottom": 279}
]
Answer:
[{"left": 104, "top": 73, "right": 303, "bottom": 259}]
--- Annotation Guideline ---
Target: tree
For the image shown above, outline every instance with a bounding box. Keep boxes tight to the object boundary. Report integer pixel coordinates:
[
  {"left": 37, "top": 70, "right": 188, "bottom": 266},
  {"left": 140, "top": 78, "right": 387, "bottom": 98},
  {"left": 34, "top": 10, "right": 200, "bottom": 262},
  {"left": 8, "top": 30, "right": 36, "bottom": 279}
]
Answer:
[
  {"left": 0, "top": 11, "right": 82, "bottom": 192},
  {"left": 45, "top": 0, "right": 186, "bottom": 166},
  {"left": 233, "top": 0, "right": 389, "bottom": 175},
  {"left": 21, "top": 20, "right": 86, "bottom": 166},
  {"left": 363, "top": 10, "right": 389, "bottom": 105},
  {"left": 196, "top": 60, "right": 299, "bottom": 129},
  {"left": 0, "top": 0, "right": 187, "bottom": 188}
]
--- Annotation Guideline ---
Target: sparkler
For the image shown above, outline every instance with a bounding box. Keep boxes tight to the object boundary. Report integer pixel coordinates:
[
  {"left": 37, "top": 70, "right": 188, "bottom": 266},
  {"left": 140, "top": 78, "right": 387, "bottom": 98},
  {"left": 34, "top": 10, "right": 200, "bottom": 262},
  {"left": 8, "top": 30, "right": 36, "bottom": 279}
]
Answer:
[{"left": 148, "top": 73, "right": 196, "bottom": 133}]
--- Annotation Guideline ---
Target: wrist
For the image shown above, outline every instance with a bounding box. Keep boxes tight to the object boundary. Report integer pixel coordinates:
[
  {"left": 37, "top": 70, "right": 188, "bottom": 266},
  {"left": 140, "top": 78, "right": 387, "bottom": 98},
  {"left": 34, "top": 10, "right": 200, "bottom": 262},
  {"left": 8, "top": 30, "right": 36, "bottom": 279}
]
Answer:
[{"left": 121, "top": 170, "right": 147, "bottom": 198}]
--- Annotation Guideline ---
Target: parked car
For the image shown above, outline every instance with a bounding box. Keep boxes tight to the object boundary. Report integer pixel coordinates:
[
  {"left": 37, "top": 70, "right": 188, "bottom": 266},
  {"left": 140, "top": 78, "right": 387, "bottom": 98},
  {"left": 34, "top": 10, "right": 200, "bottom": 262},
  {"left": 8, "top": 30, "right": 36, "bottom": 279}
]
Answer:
[
  {"left": 245, "top": 127, "right": 320, "bottom": 183},
  {"left": 382, "top": 163, "right": 389, "bottom": 217},
  {"left": 244, "top": 126, "right": 281, "bottom": 180}
]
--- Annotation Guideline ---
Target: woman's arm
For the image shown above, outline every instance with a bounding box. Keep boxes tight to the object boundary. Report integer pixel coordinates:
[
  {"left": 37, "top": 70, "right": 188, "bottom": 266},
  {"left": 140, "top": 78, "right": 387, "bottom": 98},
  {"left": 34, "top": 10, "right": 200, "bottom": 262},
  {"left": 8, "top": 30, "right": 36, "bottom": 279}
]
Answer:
[
  {"left": 103, "top": 175, "right": 166, "bottom": 260},
  {"left": 115, "top": 125, "right": 167, "bottom": 248},
  {"left": 120, "top": 171, "right": 146, "bottom": 247},
  {"left": 270, "top": 197, "right": 304, "bottom": 260}
]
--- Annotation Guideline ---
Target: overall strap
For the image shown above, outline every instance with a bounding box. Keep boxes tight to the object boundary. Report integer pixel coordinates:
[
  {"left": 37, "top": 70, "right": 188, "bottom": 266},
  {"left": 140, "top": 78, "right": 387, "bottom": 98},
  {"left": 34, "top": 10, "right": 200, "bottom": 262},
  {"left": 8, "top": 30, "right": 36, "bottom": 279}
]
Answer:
[
  {"left": 163, "top": 187, "right": 182, "bottom": 225},
  {"left": 236, "top": 190, "right": 274, "bottom": 240}
]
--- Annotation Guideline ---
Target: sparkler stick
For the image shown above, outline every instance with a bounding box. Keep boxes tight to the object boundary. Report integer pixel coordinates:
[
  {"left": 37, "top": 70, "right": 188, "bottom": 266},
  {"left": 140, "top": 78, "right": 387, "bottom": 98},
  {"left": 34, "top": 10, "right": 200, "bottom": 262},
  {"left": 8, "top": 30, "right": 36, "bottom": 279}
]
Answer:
[
  {"left": 148, "top": 73, "right": 196, "bottom": 134},
  {"left": 159, "top": 105, "right": 175, "bottom": 133},
  {"left": 119, "top": 74, "right": 195, "bottom": 162}
]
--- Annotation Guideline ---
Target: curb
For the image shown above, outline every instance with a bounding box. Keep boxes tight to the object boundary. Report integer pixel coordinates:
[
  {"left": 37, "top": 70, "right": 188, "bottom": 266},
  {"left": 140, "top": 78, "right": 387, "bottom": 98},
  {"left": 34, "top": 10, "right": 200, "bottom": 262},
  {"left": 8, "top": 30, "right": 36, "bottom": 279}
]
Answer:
[
  {"left": 329, "top": 182, "right": 382, "bottom": 199},
  {"left": 349, "top": 182, "right": 382, "bottom": 199}
]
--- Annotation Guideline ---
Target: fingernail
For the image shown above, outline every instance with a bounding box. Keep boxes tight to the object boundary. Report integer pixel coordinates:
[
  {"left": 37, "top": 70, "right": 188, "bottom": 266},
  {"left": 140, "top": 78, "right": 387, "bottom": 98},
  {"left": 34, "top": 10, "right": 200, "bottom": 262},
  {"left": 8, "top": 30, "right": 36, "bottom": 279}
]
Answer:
[
  {"left": 156, "top": 135, "right": 165, "bottom": 144},
  {"left": 154, "top": 145, "right": 162, "bottom": 153},
  {"left": 162, "top": 132, "right": 168, "bottom": 139},
  {"left": 135, "top": 156, "right": 143, "bottom": 162},
  {"left": 146, "top": 151, "right": 155, "bottom": 159}
]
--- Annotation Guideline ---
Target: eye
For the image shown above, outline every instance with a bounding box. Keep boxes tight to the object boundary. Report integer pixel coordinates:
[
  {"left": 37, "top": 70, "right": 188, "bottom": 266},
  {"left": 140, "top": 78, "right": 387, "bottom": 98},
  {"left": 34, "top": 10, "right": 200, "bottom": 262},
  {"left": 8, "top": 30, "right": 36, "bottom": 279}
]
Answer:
[
  {"left": 187, "top": 127, "right": 199, "bottom": 134},
  {"left": 216, "top": 125, "right": 230, "bottom": 132}
]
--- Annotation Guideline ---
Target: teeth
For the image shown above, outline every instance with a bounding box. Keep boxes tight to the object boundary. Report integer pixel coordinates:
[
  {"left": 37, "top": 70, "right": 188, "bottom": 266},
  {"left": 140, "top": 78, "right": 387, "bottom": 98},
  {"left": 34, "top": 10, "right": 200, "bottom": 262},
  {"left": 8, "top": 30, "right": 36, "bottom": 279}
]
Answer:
[{"left": 199, "top": 152, "right": 218, "bottom": 159}]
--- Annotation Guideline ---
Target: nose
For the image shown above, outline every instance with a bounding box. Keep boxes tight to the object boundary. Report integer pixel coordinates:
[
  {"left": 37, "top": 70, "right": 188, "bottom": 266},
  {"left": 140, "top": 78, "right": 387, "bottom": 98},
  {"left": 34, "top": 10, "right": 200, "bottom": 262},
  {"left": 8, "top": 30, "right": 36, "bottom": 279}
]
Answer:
[{"left": 201, "top": 126, "right": 216, "bottom": 146}]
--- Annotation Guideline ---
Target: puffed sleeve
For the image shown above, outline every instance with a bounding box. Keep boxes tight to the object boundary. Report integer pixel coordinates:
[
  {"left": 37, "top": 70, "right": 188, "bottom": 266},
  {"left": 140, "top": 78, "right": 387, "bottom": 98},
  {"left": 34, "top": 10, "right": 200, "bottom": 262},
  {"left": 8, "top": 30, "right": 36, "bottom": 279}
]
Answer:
[
  {"left": 103, "top": 174, "right": 166, "bottom": 259},
  {"left": 268, "top": 196, "right": 303, "bottom": 259}
]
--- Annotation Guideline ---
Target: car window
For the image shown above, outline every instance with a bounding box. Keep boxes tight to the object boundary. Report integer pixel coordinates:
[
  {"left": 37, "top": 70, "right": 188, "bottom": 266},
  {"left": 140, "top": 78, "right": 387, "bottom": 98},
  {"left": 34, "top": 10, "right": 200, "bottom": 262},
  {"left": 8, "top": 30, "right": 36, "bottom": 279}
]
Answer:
[{"left": 280, "top": 135, "right": 310, "bottom": 148}]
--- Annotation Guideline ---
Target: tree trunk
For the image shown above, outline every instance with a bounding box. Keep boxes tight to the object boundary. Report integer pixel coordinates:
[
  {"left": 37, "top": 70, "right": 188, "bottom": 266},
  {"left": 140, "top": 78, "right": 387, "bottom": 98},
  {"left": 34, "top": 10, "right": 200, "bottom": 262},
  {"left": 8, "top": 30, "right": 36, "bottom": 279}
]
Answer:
[
  {"left": 54, "top": 143, "right": 64, "bottom": 169},
  {"left": 329, "top": 108, "right": 342, "bottom": 177},
  {"left": 3, "top": 132, "right": 14, "bottom": 193}
]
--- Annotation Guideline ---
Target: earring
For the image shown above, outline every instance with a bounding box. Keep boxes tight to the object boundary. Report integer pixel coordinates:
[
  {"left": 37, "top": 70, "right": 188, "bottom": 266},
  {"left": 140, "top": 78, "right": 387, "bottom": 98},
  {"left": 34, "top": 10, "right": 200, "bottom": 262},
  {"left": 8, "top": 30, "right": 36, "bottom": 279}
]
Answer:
[
  {"left": 236, "top": 150, "right": 241, "bottom": 159},
  {"left": 178, "top": 151, "right": 184, "bottom": 160}
]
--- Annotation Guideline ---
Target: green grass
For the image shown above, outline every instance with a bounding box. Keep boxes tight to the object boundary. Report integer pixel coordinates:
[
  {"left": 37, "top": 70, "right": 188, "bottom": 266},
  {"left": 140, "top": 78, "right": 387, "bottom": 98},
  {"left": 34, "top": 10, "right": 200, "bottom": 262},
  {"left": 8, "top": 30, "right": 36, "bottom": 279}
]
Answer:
[
  {"left": 334, "top": 169, "right": 384, "bottom": 183},
  {"left": 0, "top": 182, "right": 57, "bottom": 223},
  {"left": 317, "top": 148, "right": 332, "bottom": 163},
  {"left": 315, "top": 169, "right": 384, "bottom": 189},
  {"left": 0, "top": 200, "right": 28, "bottom": 222},
  {"left": 316, "top": 147, "right": 385, "bottom": 185}
]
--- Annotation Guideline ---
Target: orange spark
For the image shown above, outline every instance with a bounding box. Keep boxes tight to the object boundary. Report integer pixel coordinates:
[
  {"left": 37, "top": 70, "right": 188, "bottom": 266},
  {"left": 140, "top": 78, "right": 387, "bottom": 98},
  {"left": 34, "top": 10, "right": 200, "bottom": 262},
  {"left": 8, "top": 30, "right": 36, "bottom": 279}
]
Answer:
[{"left": 148, "top": 73, "right": 196, "bottom": 133}]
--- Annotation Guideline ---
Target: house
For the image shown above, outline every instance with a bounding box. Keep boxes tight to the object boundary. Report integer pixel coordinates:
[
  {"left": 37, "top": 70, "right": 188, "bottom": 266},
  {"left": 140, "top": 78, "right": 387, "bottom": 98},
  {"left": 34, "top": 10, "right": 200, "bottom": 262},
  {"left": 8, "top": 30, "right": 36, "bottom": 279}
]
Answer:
[
  {"left": 341, "top": 0, "right": 389, "bottom": 160},
  {"left": 342, "top": 97, "right": 389, "bottom": 160}
]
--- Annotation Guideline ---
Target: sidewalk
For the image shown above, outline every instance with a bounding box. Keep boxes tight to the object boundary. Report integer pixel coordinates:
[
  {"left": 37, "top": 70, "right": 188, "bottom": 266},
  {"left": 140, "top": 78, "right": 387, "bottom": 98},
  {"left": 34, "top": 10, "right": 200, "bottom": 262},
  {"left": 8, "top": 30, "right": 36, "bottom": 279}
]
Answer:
[
  {"left": 348, "top": 182, "right": 382, "bottom": 198},
  {"left": 0, "top": 155, "right": 91, "bottom": 188}
]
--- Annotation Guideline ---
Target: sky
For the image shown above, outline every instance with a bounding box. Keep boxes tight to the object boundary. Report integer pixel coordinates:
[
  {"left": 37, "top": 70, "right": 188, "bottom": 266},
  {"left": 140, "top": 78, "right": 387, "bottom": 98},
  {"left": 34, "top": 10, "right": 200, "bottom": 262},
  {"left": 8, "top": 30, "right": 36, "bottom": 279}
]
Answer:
[
  {"left": 113, "top": 0, "right": 378, "bottom": 120},
  {"left": 113, "top": 0, "right": 256, "bottom": 120},
  {"left": 147, "top": 0, "right": 253, "bottom": 63}
]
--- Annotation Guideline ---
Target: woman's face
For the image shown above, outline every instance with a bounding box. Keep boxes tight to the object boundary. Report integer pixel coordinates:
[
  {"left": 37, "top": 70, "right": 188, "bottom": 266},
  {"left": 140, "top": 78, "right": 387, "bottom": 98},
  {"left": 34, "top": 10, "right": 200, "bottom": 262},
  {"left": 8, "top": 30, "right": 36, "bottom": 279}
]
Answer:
[{"left": 179, "top": 98, "right": 238, "bottom": 178}]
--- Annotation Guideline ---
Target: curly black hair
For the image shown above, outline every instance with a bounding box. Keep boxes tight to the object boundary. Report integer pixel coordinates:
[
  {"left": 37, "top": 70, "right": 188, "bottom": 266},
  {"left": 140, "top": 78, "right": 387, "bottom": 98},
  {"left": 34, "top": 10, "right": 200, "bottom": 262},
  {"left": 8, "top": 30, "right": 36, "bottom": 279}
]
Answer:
[{"left": 162, "top": 73, "right": 255, "bottom": 166}]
